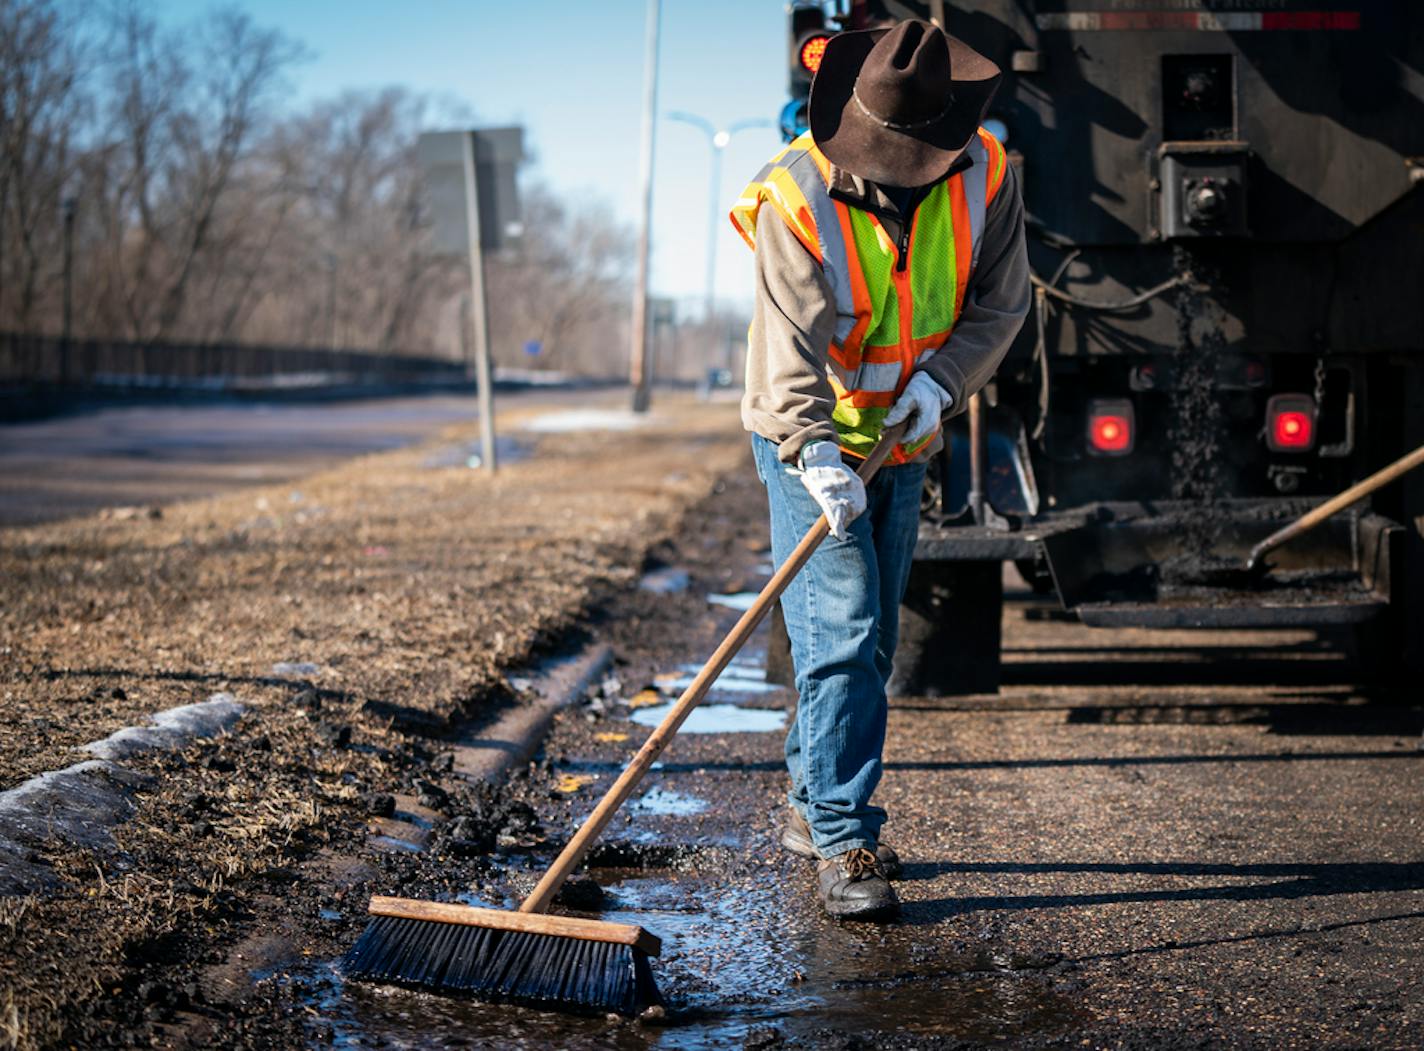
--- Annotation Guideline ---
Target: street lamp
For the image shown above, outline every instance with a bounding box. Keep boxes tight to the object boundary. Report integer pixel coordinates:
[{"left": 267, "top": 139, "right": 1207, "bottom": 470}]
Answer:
[{"left": 665, "top": 112, "right": 774, "bottom": 321}]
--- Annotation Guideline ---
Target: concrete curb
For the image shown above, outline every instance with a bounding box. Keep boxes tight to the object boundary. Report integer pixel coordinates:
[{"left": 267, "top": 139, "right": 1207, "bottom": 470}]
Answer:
[{"left": 451, "top": 643, "right": 613, "bottom": 784}]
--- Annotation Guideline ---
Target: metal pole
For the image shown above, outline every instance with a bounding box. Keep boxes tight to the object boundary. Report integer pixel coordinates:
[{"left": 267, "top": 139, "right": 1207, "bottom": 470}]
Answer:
[
  {"left": 325, "top": 253, "right": 338, "bottom": 349},
  {"left": 968, "top": 391, "right": 986, "bottom": 525},
  {"left": 704, "top": 139, "right": 723, "bottom": 322},
  {"left": 62, "top": 197, "right": 76, "bottom": 345},
  {"left": 629, "top": 0, "right": 661, "bottom": 414},
  {"left": 462, "top": 130, "right": 498, "bottom": 472}
]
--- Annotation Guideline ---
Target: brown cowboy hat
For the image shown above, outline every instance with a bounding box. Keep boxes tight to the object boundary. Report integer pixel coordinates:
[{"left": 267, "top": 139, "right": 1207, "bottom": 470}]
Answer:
[{"left": 809, "top": 19, "right": 1002, "bottom": 188}]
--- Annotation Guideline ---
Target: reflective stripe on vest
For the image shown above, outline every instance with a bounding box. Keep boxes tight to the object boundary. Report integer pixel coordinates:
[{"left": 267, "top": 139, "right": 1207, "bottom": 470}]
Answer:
[{"left": 731, "top": 127, "right": 1007, "bottom": 462}]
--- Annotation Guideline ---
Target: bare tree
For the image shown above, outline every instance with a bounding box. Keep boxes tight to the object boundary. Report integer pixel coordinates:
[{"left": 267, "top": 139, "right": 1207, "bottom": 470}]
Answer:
[
  {"left": 253, "top": 87, "right": 464, "bottom": 354},
  {"left": 83, "top": 3, "right": 301, "bottom": 342},
  {"left": 0, "top": 0, "right": 87, "bottom": 332},
  {"left": 485, "top": 185, "right": 634, "bottom": 374},
  {"left": 0, "top": 2, "right": 636, "bottom": 378}
]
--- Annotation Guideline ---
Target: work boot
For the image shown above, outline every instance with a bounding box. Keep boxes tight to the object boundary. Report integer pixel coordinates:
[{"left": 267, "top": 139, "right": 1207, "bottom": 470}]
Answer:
[
  {"left": 781, "top": 806, "right": 902, "bottom": 880},
  {"left": 816, "top": 848, "right": 899, "bottom": 921}
]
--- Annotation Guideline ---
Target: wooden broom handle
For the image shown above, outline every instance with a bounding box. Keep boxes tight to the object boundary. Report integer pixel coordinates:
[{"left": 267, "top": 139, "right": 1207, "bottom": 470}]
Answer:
[
  {"left": 1246, "top": 441, "right": 1424, "bottom": 570},
  {"left": 519, "top": 422, "right": 912, "bottom": 914}
]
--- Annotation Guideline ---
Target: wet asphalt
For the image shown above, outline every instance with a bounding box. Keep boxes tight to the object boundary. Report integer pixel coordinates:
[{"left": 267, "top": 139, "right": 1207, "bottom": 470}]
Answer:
[
  {"left": 314, "top": 465, "right": 1424, "bottom": 1049},
  {"left": 0, "top": 389, "right": 588, "bottom": 526}
]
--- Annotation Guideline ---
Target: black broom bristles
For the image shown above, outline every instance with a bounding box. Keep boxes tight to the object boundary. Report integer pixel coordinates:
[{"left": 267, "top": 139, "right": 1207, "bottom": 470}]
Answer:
[{"left": 343, "top": 915, "right": 662, "bottom": 1016}]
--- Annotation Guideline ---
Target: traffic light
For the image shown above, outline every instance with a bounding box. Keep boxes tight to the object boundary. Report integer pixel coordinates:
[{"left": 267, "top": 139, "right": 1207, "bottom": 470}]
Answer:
[{"left": 789, "top": 2, "right": 830, "bottom": 100}]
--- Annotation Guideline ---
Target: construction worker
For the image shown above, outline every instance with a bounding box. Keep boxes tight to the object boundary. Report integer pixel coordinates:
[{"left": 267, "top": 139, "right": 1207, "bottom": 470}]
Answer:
[{"left": 730, "top": 20, "right": 1029, "bottom": 920}]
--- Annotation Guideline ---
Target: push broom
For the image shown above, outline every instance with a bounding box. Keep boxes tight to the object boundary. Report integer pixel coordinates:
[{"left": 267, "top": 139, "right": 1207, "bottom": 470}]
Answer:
[{"left": 345, "top": 423, "right": 909, "bottom": 1014}]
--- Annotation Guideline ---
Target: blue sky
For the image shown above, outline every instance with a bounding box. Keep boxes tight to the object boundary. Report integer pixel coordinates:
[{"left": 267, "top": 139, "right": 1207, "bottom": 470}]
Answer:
[{"left": 157, "top": 0, "right": 791, "bottom": 315}]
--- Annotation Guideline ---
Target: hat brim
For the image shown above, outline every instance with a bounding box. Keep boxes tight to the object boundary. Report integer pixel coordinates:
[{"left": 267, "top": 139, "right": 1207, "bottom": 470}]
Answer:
[{"left": 809, "top": 28, "right": 1002, "bottom": 188}]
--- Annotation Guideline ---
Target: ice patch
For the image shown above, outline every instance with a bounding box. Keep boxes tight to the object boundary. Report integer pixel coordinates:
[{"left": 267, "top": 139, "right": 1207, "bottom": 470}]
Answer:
[
  {"left": 629, "top": 703, "right": 786, "bottom": 734},
  {"left": 707, "top": 592, "right": 759, "bottom": 612},
  {"left": 0, "top": 760, "right": 154, "bottom": 894},
  {"left": 82, "top": 694, "right": 245, "bottom": 760},
  {"left": 272, "top": 661, "right": 321, "bottom": 677}
]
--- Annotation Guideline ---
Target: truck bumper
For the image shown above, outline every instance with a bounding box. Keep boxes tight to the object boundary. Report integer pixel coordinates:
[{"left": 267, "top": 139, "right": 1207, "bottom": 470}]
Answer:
[{"left": 916, "top": 502, "right": 1401, "bottom": 630}]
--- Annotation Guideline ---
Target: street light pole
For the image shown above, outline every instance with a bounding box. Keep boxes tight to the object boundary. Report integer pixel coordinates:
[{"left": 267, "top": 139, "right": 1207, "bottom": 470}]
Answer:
[
  {"left": 629, "top": 0, "right": 662, "bottom": 414},
  {"left": 666, "top": 113, "right": 774, "bottom": 323}
]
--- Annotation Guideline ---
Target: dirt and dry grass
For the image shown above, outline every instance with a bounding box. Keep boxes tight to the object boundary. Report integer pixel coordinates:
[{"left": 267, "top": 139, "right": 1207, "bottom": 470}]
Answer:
[{"left": 0, "top": 396, "right": 745, "bottom": 1049}]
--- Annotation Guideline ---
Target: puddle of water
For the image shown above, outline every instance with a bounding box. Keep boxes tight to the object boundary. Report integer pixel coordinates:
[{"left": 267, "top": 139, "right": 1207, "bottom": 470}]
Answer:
[
  {"left": 367, "top": 834, "right": 423, "bottom": 854},
  {"left": 280, "top": 865, "right": 1079, "bottom": 1050},
  {"left": 629, "top": 703, "right": 786, "bottom": 734},
  {"left": 630, "top": 786, "right": 707, "bottom": 817},
  {"left": 639, "top": 567, "right": 691, "bottom": 594},
  {"left": 650, "top": 654, "right": 780, "bottom": 699},
  {"left": 422, "top": 434, "right": 531, "bottom": 469},
  {"left": 706, "top": 592, "right": 758, "bottom": 612},
  {"left": 655, "top": 669, "right": 779, "bottom": 697}
]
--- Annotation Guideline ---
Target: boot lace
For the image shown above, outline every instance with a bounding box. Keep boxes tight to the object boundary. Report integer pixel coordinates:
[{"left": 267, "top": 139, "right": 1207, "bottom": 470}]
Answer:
[{"left": 841, "top": 847, "right": 880, "bottom": 880}]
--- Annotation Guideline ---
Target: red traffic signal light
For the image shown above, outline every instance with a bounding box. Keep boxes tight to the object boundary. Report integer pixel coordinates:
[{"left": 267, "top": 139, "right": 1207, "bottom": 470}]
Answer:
[
  {"left": 798, "top": 33, "right": 830, "bottom": 76},
  {"left": 789, "top": 3, "right": 827, "bottom": 95}
]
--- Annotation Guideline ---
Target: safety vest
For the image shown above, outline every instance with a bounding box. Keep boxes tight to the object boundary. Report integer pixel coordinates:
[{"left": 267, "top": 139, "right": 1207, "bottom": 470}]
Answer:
[{"left": 730, "top": 128, "right": 1008, "bottom": 463}]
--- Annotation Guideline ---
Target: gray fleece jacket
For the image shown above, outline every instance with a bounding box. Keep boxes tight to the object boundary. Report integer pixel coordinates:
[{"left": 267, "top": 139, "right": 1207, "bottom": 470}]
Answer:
[{"left": 741, "top": 155, "right": 1030, "bottom": 464}]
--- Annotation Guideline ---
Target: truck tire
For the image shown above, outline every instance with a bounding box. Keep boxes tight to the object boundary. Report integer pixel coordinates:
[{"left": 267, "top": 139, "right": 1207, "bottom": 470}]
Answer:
[{"left": 889, "top": 560, "right": 1004, "bottom": 697}]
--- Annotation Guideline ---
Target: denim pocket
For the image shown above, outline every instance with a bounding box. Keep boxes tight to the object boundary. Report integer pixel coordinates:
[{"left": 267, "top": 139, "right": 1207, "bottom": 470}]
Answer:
[{"left": 751, "top": 435, "right": 771, "bottom": 486}]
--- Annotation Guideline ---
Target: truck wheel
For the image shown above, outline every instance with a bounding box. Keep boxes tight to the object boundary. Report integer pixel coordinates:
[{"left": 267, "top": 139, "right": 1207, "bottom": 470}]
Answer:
[
  {"left": 1349, "top": 608, "right": 1408, "bottom": 691},
  {"left": 1349, "top": 530, "right": 1414, "bottom": 694},
  {"left": 889, "top": 560, "right": 1004, "bottom": 697}
]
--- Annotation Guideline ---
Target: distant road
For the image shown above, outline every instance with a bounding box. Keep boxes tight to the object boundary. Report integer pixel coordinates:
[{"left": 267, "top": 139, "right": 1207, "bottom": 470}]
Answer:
[{"left": 0, "top": 391, "right": 577, "bottom": 527}]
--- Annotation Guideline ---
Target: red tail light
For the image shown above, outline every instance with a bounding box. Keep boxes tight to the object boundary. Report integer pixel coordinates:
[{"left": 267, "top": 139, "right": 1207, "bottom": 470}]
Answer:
[
  {"left": 1087, "top": 399, "right": 1135, "bottom": 456},
  {"left": 1266, "top": 394, "right": 1316, "bottom": 452}
]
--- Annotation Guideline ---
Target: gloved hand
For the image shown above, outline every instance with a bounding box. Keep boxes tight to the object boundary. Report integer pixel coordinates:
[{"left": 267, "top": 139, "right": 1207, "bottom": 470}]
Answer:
[
  {"left": 883, "top": 371, "right": 953, "bottom": 446},
  {"left": 797, "top": 440, "right": 866, "bottom": 541}
]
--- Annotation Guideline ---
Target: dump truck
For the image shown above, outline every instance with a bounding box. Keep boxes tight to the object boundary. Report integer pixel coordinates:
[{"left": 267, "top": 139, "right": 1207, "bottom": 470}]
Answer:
[{"left": 770, "top": 0, "right": 1424, "bottom": 694}]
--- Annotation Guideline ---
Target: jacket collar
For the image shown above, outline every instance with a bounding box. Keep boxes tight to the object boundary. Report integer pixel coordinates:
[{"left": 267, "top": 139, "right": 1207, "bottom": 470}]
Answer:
[{"left": 825, "top": 152, "right": 974, "bottom": 220}]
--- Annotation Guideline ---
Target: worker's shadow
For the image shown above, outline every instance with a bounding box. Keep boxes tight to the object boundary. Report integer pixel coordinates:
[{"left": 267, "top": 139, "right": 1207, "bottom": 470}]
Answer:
[{"left": 896, "top": 859, "right": 1424, "bottom": 926}]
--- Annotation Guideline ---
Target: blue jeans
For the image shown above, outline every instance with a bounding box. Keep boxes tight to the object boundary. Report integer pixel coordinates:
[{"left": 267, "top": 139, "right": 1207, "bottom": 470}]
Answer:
[{"left": 752, "top": 434, "right": 927, "bottom": 858}]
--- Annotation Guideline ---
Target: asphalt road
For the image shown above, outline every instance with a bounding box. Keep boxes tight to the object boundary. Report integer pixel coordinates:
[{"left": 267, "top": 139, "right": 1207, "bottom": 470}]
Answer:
[
  {"left": 0, "top": 391, "right": 576, "bottom": 527},
  {"left": 332, "top": 463, "right": 1424, "bottom": 1049}
]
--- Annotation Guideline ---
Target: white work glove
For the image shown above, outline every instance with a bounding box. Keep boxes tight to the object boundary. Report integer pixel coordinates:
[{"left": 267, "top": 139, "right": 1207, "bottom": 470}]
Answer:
[
  {"left": 796, "top": 440, "right": 866, "bottom": 541},
  {"left": 883, "top": 371, "right": 953, "bottom": 445}
]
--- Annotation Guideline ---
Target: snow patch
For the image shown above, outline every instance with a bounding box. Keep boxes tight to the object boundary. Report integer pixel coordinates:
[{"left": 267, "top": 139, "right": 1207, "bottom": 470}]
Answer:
[
  {"left": 82, "top": 694, "right": 245, "bottom": 761},
  {"left": 0, "top": 760, "right": 153, "bottom": 894},
  {"left": 523, "top": 409, "right": 653, "bottom": 434}
]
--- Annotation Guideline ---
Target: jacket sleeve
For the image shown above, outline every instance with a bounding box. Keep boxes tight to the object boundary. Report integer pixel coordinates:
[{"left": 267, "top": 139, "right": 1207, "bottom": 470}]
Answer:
[
  {"left": 917, "top": 160, "right": 1031, "bottom": 415},
  {"left": 741, "top": 211, "right": 841, "bottom": 464}
]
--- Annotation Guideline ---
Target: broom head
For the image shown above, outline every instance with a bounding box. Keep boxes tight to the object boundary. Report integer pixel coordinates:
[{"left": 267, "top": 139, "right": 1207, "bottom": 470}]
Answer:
[{"left": 344, "top": 896, "right": 662, "bottom": 1015}]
